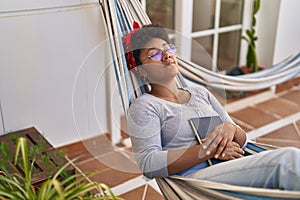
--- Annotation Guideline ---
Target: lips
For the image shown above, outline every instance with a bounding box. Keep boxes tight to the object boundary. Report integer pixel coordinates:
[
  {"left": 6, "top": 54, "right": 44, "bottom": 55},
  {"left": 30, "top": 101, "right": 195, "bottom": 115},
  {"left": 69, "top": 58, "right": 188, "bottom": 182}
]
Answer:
[{"left": 164, "top": 60, "right": 175, "bottom": 67}]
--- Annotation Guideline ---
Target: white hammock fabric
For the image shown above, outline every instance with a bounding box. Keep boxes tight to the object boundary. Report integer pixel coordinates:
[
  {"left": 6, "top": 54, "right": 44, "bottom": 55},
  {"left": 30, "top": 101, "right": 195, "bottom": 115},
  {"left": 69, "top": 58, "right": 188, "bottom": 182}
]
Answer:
[
  {"left": 178, "top": 53, "right": 300, "bottom": 91},
  {"left": 100, "top": 0, "right": 300, "bottom": 199}
]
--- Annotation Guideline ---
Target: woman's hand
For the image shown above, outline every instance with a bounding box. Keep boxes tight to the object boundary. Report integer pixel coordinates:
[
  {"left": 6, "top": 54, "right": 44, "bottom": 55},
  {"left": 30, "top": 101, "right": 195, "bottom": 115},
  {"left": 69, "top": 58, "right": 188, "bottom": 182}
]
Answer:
[
  {"left": 201, "top": 122, "right": 236, "bottom": 159},
  {"left": 218, "top": 141, "right": 244, "bottom": 160}
]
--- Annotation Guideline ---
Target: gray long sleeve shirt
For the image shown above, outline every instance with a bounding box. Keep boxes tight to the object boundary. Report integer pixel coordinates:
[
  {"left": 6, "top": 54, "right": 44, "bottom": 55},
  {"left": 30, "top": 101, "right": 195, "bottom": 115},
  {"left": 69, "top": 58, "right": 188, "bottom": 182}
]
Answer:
[{"left": 127, "top": 86, "right": 238, "bottom": 178}]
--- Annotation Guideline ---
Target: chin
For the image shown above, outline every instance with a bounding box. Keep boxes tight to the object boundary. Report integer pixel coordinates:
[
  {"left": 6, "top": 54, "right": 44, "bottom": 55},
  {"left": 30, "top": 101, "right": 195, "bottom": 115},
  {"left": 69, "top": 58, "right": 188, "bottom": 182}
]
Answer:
[{"left": 166, "top": 63, "right": 178, "bottom": 69}]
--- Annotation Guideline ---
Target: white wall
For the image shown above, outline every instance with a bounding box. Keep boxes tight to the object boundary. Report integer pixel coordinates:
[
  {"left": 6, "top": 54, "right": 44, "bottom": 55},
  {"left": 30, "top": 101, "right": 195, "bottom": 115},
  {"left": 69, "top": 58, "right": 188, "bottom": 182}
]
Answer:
[
  {"left": 256, "top": 0, "right": 281, "bottom": 67},
  {"left": 0, "top": 0, "right": 82, "bottom": 11},
  {"left": 273, "top": 0, "right": 300, "bottom": 63},
  {"left": 0, "top": 1, "right": 115, "bottom": 147},
  {"left": 239, "top": 0, "right": 299, "bottom": 68}
]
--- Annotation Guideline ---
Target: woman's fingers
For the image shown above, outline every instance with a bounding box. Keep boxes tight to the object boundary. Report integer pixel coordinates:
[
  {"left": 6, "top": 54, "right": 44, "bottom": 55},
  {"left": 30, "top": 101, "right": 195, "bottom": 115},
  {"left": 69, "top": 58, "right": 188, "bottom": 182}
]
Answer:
[
  {"left": 214, "top": 138, "right": 228, "bottom": 158},
  {"left": 202, "top": 123, "right": 240, "bottom": 159},
  {"left": 232, "top": 147, "right": 244, "bottom": 158},
  {"left": 232, "top": 141, "right": 244, "bottom": 155},
  {"left": 202, "top": 132, "right": 221, "bottom": 156},
  {"left": 219, "top": 142, "right": 244, "bottom": 160},
  {"left": 236, "top": 146, "right": 245, "bottom": 155}
]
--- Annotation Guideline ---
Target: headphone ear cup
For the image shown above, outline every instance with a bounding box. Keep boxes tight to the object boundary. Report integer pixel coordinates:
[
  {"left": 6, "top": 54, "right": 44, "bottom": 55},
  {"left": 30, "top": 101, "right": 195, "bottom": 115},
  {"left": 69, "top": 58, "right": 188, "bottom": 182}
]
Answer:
[{"left": 122, "top": 21, "right": 141, "bottom": 71}]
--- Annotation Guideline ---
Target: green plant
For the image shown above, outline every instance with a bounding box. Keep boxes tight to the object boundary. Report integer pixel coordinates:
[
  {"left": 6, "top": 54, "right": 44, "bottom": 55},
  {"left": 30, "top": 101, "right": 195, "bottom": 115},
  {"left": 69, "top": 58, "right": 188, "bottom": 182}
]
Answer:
[
  {"left": 0, "top": 142, "right": 12, "bottom": 172},
  {"left": 0, "top": 133, "right": 69, "bottom": 179},
  {"left": 241, "top": 0, "right": 260, "bottom": 72},
  {"left": 0, "top": 137, "right": 121, "bottom": 200}
]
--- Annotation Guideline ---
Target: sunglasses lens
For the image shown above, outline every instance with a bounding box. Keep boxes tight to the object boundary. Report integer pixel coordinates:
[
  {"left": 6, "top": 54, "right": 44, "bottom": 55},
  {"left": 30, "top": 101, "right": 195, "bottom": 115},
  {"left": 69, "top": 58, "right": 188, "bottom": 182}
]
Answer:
[
  {"left": 165, "top": 44, "right": 177, "bottom": 55},
  {"left": 147, "top": 44, "right": 176, "bottom": 62},
  {"left": 149, "top": 51, "right": 163, "bottom": 61},
  {"left": 166, "top": 47, "right": 176, "bottom": 55}
]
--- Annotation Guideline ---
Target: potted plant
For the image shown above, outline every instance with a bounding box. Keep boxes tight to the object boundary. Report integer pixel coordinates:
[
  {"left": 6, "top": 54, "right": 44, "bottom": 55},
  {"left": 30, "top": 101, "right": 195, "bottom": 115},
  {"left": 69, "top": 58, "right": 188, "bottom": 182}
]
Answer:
[
  {"left": 0, "top": 128, "right": 74, "bottom": 187},
  {"left": 241, "top": 0, "right": 260, "bottom": 73},
  {"left": 0, "top": 137, "right": 121, "bottom": 200},
  {"left": 228, "top": 0, "right": 261, "bottom": 76}
]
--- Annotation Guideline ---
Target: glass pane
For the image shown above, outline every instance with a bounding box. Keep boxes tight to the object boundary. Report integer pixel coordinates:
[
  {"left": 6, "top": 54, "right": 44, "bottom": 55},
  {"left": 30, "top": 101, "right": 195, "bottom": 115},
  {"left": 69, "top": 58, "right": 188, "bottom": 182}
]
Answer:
[
  {"left": 192, "top": 0, "right": 216, "bottom": 32},
  {"left": 220, "top": 0, "right": 244, "bottom": 27},
  {"left": 191, "top": 36, "right": 214, "bottom": 70},
  {"left": 146, "top": 0, "right": 175, "bottom": 30},
  {"left": 217, "top": 30, "right": 241, "bottom": 71}
]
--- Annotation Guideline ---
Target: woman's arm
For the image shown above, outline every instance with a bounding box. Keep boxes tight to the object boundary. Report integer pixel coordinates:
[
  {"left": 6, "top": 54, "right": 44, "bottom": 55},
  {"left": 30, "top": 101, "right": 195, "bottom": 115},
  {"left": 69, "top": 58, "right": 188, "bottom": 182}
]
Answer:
[
  {"left": 233, "top": 124, "right": 247, "bottom": 148},
  {"left": 167, "top": 144, "right": 213, "bottom": 175},
  {"left": 167, "top": 122, "right": 247, "bottom": 174},
  {"left": 205, "top": 88, "right": 247, "bottom": 151}
]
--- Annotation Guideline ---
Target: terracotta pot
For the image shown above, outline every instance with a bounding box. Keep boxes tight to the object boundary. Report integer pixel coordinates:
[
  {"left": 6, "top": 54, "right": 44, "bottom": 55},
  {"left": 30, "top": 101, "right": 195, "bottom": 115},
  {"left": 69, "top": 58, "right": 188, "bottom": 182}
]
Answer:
[
  {"left": 240, "top": 65, "right": 264, "bottom": 74},
  {"left": 228, "top": 66, "right": 264, "bottom": 76}
]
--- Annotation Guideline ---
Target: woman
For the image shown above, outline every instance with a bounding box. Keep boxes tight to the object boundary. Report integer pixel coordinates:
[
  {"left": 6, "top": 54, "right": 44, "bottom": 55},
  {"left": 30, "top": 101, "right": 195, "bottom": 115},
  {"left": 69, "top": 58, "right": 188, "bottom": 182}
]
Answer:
[{"left": 126, "top": 24, "right": 300, "bottom": 190}]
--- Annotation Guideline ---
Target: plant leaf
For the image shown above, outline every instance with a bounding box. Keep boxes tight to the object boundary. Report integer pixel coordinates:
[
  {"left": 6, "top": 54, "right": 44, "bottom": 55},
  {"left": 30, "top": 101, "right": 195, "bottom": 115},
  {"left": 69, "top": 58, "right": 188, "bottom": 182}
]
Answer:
[
  {"left": 52, "top": 178, "right": 65, "bottom": 199},
  {"left": 253, "top": 0, "right": 260, "bottom": 15},
  {"left": 0, "top": 175, "right": 27, "bottom": 199},
  {"left": 0, "top": 190, "right": 15, "bottom": 199},
  {"left": 98, "top": 183, "right": 118, "bottom": 200},
  {"left": 0, "top": 142, "right": 10, "bottom": 158},
  {"left": 14, "top": 137, "right": 30, "bottom": 184},
  {"left": 65, "top": 182, "right": 104, "bottom": 200},
  {"left": 63, "top": 174, "right": 89, "bottom": 192},
  {"left": 246, "top": 29, "right": 254, "bottom": 39},
  {"left": 37, "top": 179, "right": 55, "bottom": 200},
  {"left": 252, "top": 16, "right": 256, "bottom": 27},
  {"left": 246, "top": 46, "right": 254, "bottom": 67},
  {"left": 241, "top": 36, "right": 250, "bottom": 44}
]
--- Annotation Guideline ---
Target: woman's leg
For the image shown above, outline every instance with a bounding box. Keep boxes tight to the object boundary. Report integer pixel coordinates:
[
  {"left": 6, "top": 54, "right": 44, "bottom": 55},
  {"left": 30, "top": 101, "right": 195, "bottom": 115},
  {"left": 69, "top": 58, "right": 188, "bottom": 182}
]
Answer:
[{"left": 186, "top": 147, "right": 300, "bottom": 190}]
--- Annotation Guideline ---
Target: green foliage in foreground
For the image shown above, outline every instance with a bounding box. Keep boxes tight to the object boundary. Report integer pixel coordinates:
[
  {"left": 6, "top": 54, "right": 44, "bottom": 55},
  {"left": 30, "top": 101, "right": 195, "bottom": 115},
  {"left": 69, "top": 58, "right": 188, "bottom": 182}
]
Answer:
[{"left": 0, "top": 137, "right": 122, "bottom": 200}]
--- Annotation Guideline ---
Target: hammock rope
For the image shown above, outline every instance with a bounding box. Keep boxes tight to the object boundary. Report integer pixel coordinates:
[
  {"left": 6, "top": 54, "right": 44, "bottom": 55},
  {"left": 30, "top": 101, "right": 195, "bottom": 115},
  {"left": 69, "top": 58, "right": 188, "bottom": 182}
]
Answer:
[{"left": 100, "top": 0, "right": 300, "bottom": 199}]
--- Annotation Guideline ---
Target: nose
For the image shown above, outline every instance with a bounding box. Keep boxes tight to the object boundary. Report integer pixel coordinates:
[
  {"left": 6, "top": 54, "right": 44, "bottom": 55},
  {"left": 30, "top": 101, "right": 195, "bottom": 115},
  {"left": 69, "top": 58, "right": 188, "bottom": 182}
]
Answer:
[{"left": 161, "top": 50, "right": 171, "bottom": 61}]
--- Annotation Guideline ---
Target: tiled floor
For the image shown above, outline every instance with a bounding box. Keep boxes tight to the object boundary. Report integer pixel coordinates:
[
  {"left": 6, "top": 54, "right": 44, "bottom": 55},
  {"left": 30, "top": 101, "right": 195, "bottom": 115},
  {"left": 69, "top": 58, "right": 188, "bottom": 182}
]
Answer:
[
  {"left": 59, "top": 84, "right": 300, "bottom": 200},
  {"left": 229, "top": 85, "right": 300, "bottom": 148}
]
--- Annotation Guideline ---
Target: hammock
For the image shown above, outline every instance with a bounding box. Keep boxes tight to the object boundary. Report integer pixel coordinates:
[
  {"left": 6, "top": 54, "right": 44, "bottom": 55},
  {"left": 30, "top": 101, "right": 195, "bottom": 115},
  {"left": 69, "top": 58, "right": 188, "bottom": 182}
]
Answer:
[
  {"left": 99, "top": 0, "right": 300, "bottom": 199},
  {"left": 178, "top": 53, "right": 300, "bottom": 91},
  {"left": 100, "top": 0, "right": 300, "bottom": 112}
]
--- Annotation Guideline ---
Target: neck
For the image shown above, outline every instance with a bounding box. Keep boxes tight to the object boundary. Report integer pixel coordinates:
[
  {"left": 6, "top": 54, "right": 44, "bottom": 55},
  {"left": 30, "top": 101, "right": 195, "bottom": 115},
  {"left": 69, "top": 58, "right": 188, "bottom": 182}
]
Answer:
[{"left": 150, "top": 80, "right": 181, "bottom": 102}]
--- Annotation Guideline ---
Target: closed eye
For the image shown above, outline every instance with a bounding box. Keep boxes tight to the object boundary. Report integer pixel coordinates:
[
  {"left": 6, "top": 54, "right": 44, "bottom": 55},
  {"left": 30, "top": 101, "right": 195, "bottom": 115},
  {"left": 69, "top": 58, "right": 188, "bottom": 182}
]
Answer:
[{"left": 149, "top": 51, "right": 163, "bottom": 61}]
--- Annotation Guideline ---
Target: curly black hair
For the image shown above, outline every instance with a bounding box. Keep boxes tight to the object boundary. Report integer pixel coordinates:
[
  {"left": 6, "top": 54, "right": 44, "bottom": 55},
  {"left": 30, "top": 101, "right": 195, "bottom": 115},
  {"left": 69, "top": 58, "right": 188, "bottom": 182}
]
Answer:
[{"left": 130, "top": 24, "right": 170, "bottom": 67}]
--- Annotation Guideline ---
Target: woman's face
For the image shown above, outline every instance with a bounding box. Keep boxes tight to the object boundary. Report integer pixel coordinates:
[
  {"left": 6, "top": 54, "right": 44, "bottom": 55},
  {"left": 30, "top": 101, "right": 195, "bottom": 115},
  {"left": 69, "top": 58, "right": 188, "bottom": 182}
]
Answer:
[{"left": 138, "top": 38, "right": 178, "bottom": 84}]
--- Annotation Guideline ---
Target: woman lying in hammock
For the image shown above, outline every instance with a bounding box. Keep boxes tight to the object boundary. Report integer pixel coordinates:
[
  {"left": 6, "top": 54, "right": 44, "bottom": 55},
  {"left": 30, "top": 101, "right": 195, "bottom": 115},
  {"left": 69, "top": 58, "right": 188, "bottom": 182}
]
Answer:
[{"left": 125, "top": 24, "right": 300, "bottom": 191}]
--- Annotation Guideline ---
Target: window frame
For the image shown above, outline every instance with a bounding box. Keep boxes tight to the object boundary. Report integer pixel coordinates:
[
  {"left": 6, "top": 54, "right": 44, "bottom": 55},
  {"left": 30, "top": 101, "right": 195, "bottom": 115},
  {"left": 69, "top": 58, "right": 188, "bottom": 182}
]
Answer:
[{"left": 141, "top": 0, "right": 253, "bottom": 72}]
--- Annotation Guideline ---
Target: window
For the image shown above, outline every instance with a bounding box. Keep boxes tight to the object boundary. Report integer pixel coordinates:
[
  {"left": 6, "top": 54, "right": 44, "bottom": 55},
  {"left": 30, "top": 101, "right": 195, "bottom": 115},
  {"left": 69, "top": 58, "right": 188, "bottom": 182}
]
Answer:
[
  {"left": 191, "top": 0, "right": 244, "bottom": 72},
  {"left": 141, "top": 0, "right": 175, "bottom": 30},
  {"left": 141, "top": 0, "right": 247, "bottom": 73}
]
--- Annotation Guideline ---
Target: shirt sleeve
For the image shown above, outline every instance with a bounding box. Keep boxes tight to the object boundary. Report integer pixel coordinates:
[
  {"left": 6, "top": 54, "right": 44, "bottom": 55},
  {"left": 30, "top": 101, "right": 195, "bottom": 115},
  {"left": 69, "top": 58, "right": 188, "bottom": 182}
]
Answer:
[{"left": 127, "top": 98, "right": 169, "bottom": 178}]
